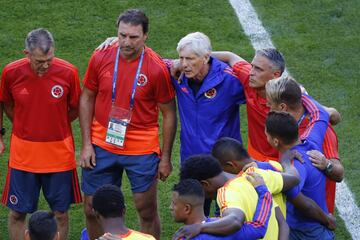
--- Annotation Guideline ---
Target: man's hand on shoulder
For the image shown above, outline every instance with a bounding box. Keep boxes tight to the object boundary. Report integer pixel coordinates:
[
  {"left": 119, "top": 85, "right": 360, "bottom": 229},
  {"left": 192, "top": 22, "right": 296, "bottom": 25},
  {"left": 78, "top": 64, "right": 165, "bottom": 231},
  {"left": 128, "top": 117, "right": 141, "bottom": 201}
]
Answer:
[
  {"left": 172, "top": 223, "right": 202, "bottom": 240},
  {"left": 96, "top": 233, "right": 123, "bottom": 240},
  {"left": 96, "top": 37, "right": 118, "bottom": 51},
  {"left": 246, "top": 172, "right": 265, "bottom": 188}
]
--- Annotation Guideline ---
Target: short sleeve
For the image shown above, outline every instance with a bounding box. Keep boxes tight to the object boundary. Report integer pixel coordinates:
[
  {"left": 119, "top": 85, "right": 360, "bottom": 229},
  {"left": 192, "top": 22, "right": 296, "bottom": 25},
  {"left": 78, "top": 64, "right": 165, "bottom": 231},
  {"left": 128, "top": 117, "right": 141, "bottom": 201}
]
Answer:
[
  {"left": 153, "top": 62, "right": 175, "bottom": 104},
  {"left": 69, "top": 67, "right": 81, "bottom": 109},
  {"left": 323, "top": 125, "right": 339, "bottom": 160},
  {"left": 0, "top": 66, "right": 13, "bottom": 103},
  {"left": 232, "top": 61, "right": 251, "bottom": 86},
  {"left": 83, "top": 51, "right": 99, "bottom": 92}
]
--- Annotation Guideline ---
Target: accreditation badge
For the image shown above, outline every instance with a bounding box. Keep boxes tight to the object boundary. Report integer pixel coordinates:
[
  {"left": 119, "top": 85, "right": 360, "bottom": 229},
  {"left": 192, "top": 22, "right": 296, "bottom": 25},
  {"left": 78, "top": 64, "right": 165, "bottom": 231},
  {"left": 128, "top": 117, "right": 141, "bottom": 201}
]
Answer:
[{"left": 105, "top": 106, "right": 132, "bottom": 148}]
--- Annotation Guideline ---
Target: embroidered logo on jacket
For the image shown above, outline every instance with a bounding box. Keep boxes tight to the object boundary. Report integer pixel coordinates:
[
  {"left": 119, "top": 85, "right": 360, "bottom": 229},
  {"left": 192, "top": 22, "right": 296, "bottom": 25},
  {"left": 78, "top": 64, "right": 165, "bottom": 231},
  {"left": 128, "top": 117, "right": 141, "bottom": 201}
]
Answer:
[
  {"left": 9, "top": 195, "right": 18, "bottom": 205},
  {"left": 204, "top": 88, "right": 217, "bottom": 99},
  {"left": 181, "top": 87, "right": 189, "bottom": 93}
]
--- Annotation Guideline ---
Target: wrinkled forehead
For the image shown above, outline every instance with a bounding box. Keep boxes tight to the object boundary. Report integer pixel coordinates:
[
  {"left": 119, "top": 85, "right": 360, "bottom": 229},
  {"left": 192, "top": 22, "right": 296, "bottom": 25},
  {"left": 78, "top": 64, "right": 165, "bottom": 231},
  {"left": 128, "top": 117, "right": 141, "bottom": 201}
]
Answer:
[{"left": 179, "top": 46, "right": 201, "bottom": 58}]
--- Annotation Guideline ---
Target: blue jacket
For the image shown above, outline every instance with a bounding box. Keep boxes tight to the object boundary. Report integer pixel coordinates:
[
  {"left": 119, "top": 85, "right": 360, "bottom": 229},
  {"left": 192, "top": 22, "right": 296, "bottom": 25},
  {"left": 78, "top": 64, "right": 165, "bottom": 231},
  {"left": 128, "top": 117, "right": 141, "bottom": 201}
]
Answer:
[{"left": 171, "top": 57, "right": 246, "bottom": 163}]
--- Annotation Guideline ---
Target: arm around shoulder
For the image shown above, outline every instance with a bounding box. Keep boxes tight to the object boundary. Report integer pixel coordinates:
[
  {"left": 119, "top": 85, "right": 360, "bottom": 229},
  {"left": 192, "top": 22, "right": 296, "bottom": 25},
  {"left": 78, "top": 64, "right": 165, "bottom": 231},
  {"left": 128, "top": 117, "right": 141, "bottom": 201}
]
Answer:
[{"left": 211, "top": 51, "right": 246, "bottom": 67}]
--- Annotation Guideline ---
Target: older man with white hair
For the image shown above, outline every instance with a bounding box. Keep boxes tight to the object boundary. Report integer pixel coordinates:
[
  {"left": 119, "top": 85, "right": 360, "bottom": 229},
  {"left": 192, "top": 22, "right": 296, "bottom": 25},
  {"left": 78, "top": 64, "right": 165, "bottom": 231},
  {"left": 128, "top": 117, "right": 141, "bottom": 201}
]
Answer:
[
  {"left": 173, "top": 32, "right": 246, "bottom": 164},
  {"left": 171, "top": 32, "right": 247, "bottom": 216},
  {"left": 96, "top": 32, "right": 247, "bottom": 216}
]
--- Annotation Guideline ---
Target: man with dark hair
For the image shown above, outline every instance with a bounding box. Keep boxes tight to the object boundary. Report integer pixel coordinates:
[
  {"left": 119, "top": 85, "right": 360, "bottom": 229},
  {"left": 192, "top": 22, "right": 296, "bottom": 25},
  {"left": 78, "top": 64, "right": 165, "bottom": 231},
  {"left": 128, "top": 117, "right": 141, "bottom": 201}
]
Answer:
[
  {"left": 80, "top": 8, "right": 176, "bottom": 239},
  {"left": 212, "top": 136, "right": 336, "bottom": 229},
  {"left": 212, "top": 50, "right": 340, "bottom": 162},
  {"left": 89, "top": 185, "right": 155, "bottom": 240},
  {"left": 265, "top": 111, "right": 335, "bottom": 239},
  {"left": 266, "top": 76, "right": 344, "bottom": 213},
  {"left": 0, "top": 28, "right": 82, "bottom": 240},
  {"left": 25, "top": 211, "right": 59, "bottom": 240},
  {"left": 171, "top": 177, "right": 273, "bottom": 239},
  {"left": 174, "top": 154, "right": 300, "bottom": 240}
]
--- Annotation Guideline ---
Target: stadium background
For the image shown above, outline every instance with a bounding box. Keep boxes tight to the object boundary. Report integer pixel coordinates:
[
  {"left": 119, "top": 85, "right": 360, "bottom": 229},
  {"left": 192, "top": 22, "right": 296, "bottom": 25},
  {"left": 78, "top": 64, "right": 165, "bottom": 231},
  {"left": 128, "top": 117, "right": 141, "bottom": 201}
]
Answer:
[{"left": 0, "top": 0, "right": 358, "bottom": 238}]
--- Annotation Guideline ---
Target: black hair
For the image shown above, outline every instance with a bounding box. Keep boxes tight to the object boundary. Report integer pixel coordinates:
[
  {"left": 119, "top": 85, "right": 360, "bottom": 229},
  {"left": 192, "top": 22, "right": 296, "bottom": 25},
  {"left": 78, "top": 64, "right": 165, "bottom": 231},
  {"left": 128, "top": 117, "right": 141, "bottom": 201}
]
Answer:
[
  {"left": 180, "top": 154, "right": 222, "bottom": 181},
  {"left": 266, "top": 111, "right": 298, "bottom": 145},
  {"left": 93, "top": 184, "right": 125, "bottom": 218},
  {"left": 117, "top": 9, "right": 149, "bottom": 34},
  {"left": 256, "top": 48, "right": 285, "bottom": 74},
  {"left": 212, "top": 137, "right": 249, "bottom": 163},
  {"left": 28, "top": 210, "right": 57, "bottom": 240},
  {"left": 173, "top": 179, "right": 204, "bottom": 199}
]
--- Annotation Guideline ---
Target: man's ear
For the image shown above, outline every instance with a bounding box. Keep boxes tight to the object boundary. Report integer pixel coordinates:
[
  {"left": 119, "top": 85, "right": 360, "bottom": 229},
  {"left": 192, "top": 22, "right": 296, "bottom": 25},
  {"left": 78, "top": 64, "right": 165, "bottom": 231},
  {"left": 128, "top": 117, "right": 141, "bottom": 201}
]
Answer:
[
  {"left": 279, "top": 103, "right": 288, "bottom": 111},
  {"left": 184, "top": 203, "right": 192, "bottom": 215},
  {"left": 203, "top": 54, "right": 210, "bottom": 64},
  {"left": 144, "top": 33, "right": 148, "bottom": 42},
  {"left": 24, "top": 49, "right": 30, "bottom": 57},
  {"left": 24, "top": 229, "right": 30, "bottom": 240},
  {"left": 273, "top": 70, "right": 282, "bottom": 78},
  {"left": 54, "top": 231, "right": 60, "bottom": 240},
  {"left": 200, "top": 179, "right": 210, "bottom": 188},
  {"left": 273, "top": 137, "right": 280, "bottom": 148}
]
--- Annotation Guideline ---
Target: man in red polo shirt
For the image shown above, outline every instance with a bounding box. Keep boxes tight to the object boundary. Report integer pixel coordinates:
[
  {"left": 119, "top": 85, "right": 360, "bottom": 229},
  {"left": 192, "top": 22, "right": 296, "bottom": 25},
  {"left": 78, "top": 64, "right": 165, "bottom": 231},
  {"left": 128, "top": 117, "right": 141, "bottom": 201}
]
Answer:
[
  {"left": 79, "top": 9, "right": 176, "bottom": 240},
  {"left": 213, "top": 50, "right": 340, "bottom": 162},
  {"left": 0, "top": 28, "right": 81, "bottom": 239}
]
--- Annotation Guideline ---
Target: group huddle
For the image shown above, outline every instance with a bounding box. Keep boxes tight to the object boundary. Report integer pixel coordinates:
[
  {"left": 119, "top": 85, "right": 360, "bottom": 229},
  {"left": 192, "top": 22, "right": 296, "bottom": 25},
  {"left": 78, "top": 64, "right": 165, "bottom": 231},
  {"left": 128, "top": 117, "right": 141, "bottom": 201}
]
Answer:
[{"left": 0, "top": 8, "right": 343, "bottom": 240}]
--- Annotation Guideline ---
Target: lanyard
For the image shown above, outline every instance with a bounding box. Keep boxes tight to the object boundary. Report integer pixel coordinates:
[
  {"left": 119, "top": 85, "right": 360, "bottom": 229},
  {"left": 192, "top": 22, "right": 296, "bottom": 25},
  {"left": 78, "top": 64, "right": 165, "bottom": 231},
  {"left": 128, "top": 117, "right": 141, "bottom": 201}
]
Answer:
[
  {"left": 111, "top": 47, "right": 145, "bottom": 110},
  {"left": 297, "top": 110, "right": 307, "bottom": 126}
]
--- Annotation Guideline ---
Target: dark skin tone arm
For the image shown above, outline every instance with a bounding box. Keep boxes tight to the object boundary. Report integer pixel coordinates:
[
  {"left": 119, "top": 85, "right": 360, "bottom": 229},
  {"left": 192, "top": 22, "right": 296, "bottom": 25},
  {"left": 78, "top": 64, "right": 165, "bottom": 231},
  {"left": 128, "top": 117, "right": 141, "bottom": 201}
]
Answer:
[
  {"left": 289, "top": 193, "right": 336, "bottom": 230},
  {"left": 172, "top": 208, "right": 245, "bottom": 240},
  {"left": 280, "top": 150, "right": 302, "bottom": 191},
  {"left": 275, "top": 207, "right": 289, "bottom": 240}
]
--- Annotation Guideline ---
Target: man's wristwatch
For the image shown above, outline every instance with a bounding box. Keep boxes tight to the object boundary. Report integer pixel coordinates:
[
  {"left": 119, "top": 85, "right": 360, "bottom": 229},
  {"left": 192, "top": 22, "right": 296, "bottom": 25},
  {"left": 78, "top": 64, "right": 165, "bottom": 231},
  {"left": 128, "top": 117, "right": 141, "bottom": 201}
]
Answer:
[
  {"left": 0, "top": 127, "right": 5, "bottom": 136},
  {"left": 325, "top": 161, "right": 333, "bottom": 174}
]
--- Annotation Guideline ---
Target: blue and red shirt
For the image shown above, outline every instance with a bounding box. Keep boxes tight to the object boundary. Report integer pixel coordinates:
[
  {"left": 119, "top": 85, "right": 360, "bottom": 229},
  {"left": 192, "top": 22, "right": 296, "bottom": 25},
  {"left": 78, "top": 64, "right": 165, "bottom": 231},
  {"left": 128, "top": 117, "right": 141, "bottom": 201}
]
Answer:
[
  {"left": 171, "top": 57, "right": 246, "bottom": 162},
  {"left": 191, "top": 185, "right": 272, "bottom": 240},
  {"left": 285, "top": 104, "right": 329, "bottom": 230}
]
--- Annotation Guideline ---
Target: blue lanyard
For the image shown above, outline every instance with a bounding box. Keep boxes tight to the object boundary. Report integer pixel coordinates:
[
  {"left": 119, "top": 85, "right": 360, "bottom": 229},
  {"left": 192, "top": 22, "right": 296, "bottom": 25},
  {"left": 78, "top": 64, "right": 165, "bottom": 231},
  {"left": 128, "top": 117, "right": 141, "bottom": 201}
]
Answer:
[{"left": 111, "top": 47, "right": 145, "bottom": 111}]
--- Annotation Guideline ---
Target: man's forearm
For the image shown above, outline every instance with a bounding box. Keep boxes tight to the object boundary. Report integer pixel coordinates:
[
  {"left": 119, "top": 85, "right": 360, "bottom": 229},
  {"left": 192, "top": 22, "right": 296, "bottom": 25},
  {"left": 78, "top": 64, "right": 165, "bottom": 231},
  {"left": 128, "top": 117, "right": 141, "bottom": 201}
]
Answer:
[
  {"left": 290, "top": 193, "right": 330, "bottom": 227},
  {"left": 160, "top": 100, "right": 177, "bottom": 160},
  {"left": 211, "top": 51, "right": 245, "bottom": 67},
  {"left": 201, "top": 213, "right": 244, "bottom": 235},
  {"left": 79, "top": 89, "right": 95, "bottom": 146}
]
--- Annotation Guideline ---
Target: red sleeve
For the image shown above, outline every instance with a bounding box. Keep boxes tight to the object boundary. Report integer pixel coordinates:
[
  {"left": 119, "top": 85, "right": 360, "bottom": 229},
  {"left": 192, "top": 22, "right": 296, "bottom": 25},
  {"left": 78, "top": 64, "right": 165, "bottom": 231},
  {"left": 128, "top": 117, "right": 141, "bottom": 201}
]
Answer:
[
  {"left": 69, "top": 67, "right": 81, "bottom": 109},
  {"left": 0, "top": 66, "right": 13, "bottom": 103},
  {"left": 232, "top": 61, "right": 251, "bottom": 86},
  {"left": 323, "top": 125, "right": 339, "bottom": 160},
  {"left": 83, "top": 51, "right": 99, "bottom": 92}
]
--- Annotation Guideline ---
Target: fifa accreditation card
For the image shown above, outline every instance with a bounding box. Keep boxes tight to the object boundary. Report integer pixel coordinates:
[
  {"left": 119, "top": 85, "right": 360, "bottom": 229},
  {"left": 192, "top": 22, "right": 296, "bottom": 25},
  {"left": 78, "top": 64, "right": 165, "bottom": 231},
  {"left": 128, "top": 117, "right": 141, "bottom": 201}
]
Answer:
[{"left": 105, "top": 106, "right": 132, "bottom": 148}]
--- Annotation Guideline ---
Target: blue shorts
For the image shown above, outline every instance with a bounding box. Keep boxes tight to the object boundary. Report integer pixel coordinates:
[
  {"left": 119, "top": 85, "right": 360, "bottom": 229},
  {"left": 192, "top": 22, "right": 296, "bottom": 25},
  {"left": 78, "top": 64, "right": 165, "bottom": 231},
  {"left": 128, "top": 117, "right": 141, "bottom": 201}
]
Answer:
[
  {"left": 81, "top": 145, "right": 159, "bottom": 195},
  {"left": 1, "top": 167, "right": 82, "bottom": 213},
  {"left": 290, "top": 225, "right": 335, "bottom": 240}
]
